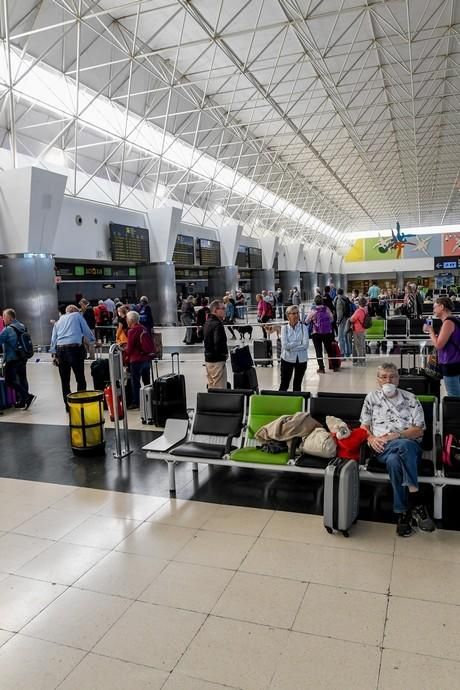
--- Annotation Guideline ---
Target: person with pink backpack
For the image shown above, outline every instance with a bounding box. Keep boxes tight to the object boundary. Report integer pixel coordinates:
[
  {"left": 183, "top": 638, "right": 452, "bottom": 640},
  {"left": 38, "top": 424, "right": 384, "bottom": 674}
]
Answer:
[{"left": 305, "top": 295, "right": 337, "bottom": 373}]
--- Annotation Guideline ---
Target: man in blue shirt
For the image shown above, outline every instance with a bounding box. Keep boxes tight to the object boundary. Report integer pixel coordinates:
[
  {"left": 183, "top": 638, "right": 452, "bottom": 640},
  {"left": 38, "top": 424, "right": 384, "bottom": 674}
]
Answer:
[
  {"left": 0, "top": 308, "right": 36, "bottom": 410},
  {"left": 50, "top": 305, "right": 96, "bottom": 409}
]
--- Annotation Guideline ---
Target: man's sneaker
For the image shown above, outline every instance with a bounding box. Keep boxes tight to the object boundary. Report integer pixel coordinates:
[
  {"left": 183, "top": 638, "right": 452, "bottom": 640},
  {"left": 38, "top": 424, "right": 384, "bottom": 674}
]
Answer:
[
  {"left": 412, "top": 504, "right": 436, "bottom": 532},
  {"left": 397, "top": 511, "right": 414, "bottom": 537},
  {"left": 24, "top": 394, "right": 37, "bottom": 410}
]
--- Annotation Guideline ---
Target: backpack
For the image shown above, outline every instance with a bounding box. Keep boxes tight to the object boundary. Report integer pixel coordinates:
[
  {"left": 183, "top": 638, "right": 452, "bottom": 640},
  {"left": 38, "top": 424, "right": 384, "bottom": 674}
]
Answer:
[
  {"left": 139, "top": 327, "right": 158, "bottom": 359},
  {"left": 99, "top": 310, "right": 110, "bottom": 326},
  {"left": 314, "top": 307, "right": 332, "bottom": 334},
  {"left": 363, "top": 310, "right": 373, "bottom": 329},
  {"left": 442, "top": 434, "right": 460, "bottom": 468},
  {"left": 10, "top": 325, "right": 34, "bottom": 360}
]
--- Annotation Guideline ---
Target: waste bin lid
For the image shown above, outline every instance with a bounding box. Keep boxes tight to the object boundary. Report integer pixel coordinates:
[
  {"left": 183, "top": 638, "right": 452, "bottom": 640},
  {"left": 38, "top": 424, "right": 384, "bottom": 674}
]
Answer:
[{"left": 67, "top": 390, "right": 104, "bottom": 404}]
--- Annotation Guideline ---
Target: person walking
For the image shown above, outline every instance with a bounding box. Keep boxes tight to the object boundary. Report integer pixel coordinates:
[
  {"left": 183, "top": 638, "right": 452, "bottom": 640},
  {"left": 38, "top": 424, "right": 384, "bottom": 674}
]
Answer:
[
  {"left": 334, "top": 288, "right": 352, "bottom": 358},
  {"left": 203, "top": 300, "right": 228, "bottom": 389},
  {"left": 181, "top": 295, "right": 196, "bottom": 344},
  {"left": 350, "top": 296, "right": 368, "bottom": 366},
  {"left": 368, "top": 280, "right": 380, "bottom": 316},
  {"left": 305, "top": 295, "right": 336, "bottom": 373},
  {"left": 425, "top": 296, "right": 460, "bottom": 396},
  {"left": 124, "top": 311, "right": 152, "bottom": 409},
  {"left": 0, "top": 308, "right": 36, "bottom": 410},
  {"left": 50, "top": 305, "right": 95, "bottom": 410},
  {"left": 279, "top": 305, "right": 309, "bottom": 391},
  {"left": 256, "top": 293, "right": 271, "bottom": 339},
  {"left": 115, "top": 305, "right": 129, "bottom": 346}
]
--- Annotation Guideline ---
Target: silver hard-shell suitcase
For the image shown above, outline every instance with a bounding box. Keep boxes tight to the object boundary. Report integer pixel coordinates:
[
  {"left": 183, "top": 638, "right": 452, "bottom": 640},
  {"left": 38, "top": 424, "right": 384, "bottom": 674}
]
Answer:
[
  {"left": 140, "top": 382, "right": 154, "bottom": 424},
  {"left": 323, "top": 458, "right": 359, "bottom": 537}
]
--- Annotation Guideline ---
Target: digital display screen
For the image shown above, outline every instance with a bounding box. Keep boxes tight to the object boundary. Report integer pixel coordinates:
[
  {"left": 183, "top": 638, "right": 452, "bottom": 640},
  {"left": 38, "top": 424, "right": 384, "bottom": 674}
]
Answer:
[
  {"left": 248, "top": 246, "right": 262, "bottom": 269},
  {"left": 56, "top": 263, "right": 136, "bottom": 281},
  {"left": 74, "top": 266, "right": 85, "bottom": 276},
  {"left": 172, "top": 234, "right": 195, "bottom": 265},
  {"left": 198, "top": 238, "right": 221, "bottom": 266},
  {"left": 236, "top": 245, "right": 248, "bottom": 268},
  {"left": 109, "top": 223, "right": 150, "bottom": 262}
]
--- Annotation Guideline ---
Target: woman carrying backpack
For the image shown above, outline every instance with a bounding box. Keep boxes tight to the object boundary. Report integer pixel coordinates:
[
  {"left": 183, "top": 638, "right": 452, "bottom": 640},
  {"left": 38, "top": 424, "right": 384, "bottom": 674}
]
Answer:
[
  {"left": 350, "top": 297, "right": 369, "bottom": 367},
  {"left": 305, "top": 295, "right": 336, "bottom": 373}
]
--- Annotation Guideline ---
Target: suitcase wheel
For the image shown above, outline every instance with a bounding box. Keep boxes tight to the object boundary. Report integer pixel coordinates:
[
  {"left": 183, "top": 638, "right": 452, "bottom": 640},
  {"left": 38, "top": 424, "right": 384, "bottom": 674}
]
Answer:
[
  {"left": 141, "top": 419, "right": 146, "bottom": 424},
  {"left": 342, "top": 530, "right": 350, "bottom": 538},
  {"left": 325, "top": 526, "right": 333, "bottom": 534}
]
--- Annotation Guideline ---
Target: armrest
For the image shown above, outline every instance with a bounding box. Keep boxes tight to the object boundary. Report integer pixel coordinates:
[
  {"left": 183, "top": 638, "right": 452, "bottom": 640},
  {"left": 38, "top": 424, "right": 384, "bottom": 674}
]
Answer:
[
  {"left": 224, "top": 435, "right": 234, "bottom": 455},
  {"left": 359, "top": 442, "right": 372, "bottom": 466},
  {"left": 435, "top": 432, "right": 443, "bottom": 471}
]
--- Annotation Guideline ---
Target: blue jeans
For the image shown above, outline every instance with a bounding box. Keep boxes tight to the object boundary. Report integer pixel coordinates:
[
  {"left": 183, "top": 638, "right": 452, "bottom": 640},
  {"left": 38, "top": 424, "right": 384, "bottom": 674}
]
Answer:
[
  {"left": 337, "top": 320, "right": 351, "bottom": 357},
  {"left": 444, "top": 375, "right": 460, "bottom": 397},
  {"left": 377, "top": 439, "right": 422, "bottom": 513},
  {"left": 130, "top": 361, "right": 151, "bottom": 406}
]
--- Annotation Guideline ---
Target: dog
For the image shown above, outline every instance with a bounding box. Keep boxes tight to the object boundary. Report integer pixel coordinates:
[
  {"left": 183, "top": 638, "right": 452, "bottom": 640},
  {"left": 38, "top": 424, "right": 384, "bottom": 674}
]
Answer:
[{"left": 233, "top": 325, "right": 253, "bottom": 340}]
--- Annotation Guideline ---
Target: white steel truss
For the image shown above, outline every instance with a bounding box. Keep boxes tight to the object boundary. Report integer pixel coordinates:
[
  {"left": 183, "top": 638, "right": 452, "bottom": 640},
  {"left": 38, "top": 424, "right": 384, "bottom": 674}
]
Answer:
[{"left": 0, "top": 0, "right": 459, "bottom": 247}]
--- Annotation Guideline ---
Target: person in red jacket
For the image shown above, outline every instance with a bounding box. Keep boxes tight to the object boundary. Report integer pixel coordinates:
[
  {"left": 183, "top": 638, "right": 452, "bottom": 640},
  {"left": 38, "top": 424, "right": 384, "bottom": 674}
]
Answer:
[{"left": 125, "top": 311, "right": 151, "bottom": 409}]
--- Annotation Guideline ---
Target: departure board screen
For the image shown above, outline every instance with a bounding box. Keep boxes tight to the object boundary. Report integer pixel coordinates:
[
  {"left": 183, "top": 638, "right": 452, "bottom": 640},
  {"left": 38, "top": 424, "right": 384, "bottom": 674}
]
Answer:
[
  {"left": 109, "top": 223, "right": 150, "bottom": 262},
  {"left": 248, "top": 246, "right": 262, "bottom": 269},
  {"left": 236, "top": 245, "right": 249, "bottom": 268},
  {"left": 172, "top": 234, "right": 195, "bottom": 265},
  {"left": 198, "top": 238, "right": 221, "bottom": 266}
]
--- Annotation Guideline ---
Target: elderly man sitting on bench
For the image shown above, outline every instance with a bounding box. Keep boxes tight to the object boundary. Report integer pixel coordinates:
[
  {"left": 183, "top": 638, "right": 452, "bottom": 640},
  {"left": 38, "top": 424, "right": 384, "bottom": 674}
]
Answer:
[{"left": 360, "top": 362, "right": 436, "bottom": 537}]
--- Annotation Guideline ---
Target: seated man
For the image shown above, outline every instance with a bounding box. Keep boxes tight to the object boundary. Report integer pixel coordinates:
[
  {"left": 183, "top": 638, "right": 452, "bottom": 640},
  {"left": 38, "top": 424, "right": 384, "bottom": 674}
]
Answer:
[{"left": 360, "top": 362, "right": 435, "bottom": 537}]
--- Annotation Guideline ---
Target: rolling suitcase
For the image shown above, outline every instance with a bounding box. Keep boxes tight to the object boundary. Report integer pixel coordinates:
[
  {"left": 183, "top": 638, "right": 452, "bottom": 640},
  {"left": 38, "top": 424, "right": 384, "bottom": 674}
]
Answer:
[
  {"left": 323, "top": 458, "right": 360, "bottom": 537},
  {"left": 230, "top": 345, "right": 254, "bottom": 373},
  {"left": 233, "top": 366, "right": 259, "bottom": 392},
  {"left": 153, "top": 331, "right": 163, "bottom": 360},
  {"left": 90, "top": 358, "right": 110, "bottom": 390},
  {"left": 328, "top": 340, "right": 342, "bottom": 370},
  {"left": 144, "top": 352, "right": 188, "bottom": 427},
  {"left": 140, "top": 378, "right": 155, "bottom": 424},
  {"left": 253, "top": 339, "right": 273, "bottom": 366}
]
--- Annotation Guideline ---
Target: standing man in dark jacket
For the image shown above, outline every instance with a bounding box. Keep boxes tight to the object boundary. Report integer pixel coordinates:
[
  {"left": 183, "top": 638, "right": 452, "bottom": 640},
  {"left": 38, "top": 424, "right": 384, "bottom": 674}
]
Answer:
[
  {"left": 137, "top": 296, "right": 154, "bottom": 331},
  {"left": 203, "top": 300, "right": 228, "bottom": 389},
  {"left": 79, "top": 299, "right": 96, "bottom": 359},
  {"left": 0, "top": 308, "right": 36, "bottom": 409}
]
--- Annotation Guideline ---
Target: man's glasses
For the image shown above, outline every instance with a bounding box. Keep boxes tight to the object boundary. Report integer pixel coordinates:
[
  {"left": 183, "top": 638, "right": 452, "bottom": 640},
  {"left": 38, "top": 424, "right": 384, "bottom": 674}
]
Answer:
[{"left": 377, "top": 375, "right": 398, "bottom": 381}]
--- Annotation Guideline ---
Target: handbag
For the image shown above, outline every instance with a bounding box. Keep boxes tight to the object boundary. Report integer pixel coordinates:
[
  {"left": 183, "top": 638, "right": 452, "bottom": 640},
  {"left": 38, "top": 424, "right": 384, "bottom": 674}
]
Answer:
[
  {"left": 424, "top": 351, "right": 442, "bottom": 380},
  {"left": 300, "top": 428, "right": 337, "bottom": 458}
]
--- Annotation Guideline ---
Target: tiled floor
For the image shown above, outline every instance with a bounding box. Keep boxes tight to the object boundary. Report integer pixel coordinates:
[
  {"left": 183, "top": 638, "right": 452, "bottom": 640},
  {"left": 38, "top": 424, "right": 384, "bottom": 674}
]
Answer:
[
  {"left": 1, "top": 479, "right": 460, "bottom": 689},
  {"left": 1, "top": 330, "right": 459, "bottom": 688}
]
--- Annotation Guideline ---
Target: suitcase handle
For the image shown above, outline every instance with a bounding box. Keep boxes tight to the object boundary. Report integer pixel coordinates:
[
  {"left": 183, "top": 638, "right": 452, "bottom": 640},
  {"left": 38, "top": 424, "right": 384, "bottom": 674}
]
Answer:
[
  {"left": 151, "top": 359, "right": 160, "bottom": 380},
  {"left": 171, "top": 351, "right": 180, "bottom": 374}
]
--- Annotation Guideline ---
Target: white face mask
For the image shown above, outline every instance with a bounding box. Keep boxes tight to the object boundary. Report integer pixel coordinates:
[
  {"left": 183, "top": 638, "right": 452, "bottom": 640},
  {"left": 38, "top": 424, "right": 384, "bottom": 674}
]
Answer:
[{"left": 382, "top": 383, "right": 397, "bottom": 397}]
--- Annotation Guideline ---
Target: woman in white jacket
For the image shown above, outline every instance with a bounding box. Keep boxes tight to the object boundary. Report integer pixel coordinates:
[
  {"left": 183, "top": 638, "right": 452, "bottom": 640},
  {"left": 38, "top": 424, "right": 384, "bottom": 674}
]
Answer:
[{"left": 279, "top": 305, "right": 309, "bottom": 391}]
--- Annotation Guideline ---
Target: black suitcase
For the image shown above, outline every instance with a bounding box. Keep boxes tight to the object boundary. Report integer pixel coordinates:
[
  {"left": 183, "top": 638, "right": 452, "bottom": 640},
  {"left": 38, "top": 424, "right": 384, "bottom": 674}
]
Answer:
[
  {"left": 253, "top": 340, "right": 273, "bottom": 366},
  {"left": 90, "top": 358, "right": 110, "bottom": 390},
  {"left": 152, "top": 353, "right": 188, "bottom": 427},
  {"left": 230, "top": 345, "right": 254, "bottom": 373},
  {"left": 233, "top": 367, "right": 259, "bottom": 392}
]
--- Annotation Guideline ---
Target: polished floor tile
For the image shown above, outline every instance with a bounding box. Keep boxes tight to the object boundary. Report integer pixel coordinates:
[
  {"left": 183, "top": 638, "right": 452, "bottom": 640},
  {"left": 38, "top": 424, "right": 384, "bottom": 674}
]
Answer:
[
  {"left": 94, "top": 601, "right": 205, "bottom": 671},
  {"left": 394, "top": 528, "right": 460, "bottom": 563},
  {"left": 12, "top": 508, "right": 88, "bottom": 541},
  {"left": 0, "top": 533, "right": 54, "bottom": 573},
  {"left": 116, "top": 522, "right": 197, "bottom": 560},
  {"left": 0, "top": 635, "right": 84, "bottom": 690},
  {"left": 176, "top": 616, "right": 289, "bottom": 690},
  {"left": 378, "top": 648, "right": 460, "bottom": 690},
  {"left": 146, "top": 499, "right": 221, "bottom": 529},
  {"left": 21, "top": 587, "right": 131, "bottom": 651},
  {"left": 0, "top": 575, "right": 66, "bottom": 632},
  {"left": 385, "top": 596, "right": 460, "bottom": 661},
  {"left": 175, "top": 529, "right": 256, "bottom": 570},
  {"left": 0, "top": 630, "right": 13, "bottom": 647},
  {"left": 139, "top": 561, "right": 234, "bottom": 613},
  {"left": 58, "top": 652, "right": 168, "bottom": 690},
  {"left": 269, "top": 631, "right": 380, "bottom": 690},
  {"left": 163, "top": 672, "right": 239, "bottom": 690},
  {"left": 391, "top": 554, "right": 460, "bottom": 605},
  {"left": 201, "top": 505, "right": 274, "bottom": 536},
  {"left": 293, "top": 583, "right": 387, "bottom": 646},
  {"left": 240, "top": 536, "right": 314, "bottom": 581},
  {"left": 17, "top": 541, "right": 109, "bottom": 585},
  {"left": 95, "top": 493, "right": 167, "bottom": 521},
  {"left": 212, "top": 571, "right": 306, "bottom": 629},
  {"left": 62, "top": 515, "right": 141, "bottom": 550},
  {"left": 74, "top": 550, "right": 168, "bottom": 599}
]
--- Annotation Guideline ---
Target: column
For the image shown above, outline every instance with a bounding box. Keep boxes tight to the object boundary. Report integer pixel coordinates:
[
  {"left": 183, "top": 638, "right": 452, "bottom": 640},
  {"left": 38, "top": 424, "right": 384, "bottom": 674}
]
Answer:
[
  {"left": 396, "top": 271, "right": 405, "bottom": 291},
  {"left": 300, "top": 271, "right": 316, "bottom": 302},
  {"left": 208, "top": 266, "right": 238, "bottom": 301},
  {"left": 137, "top": 262, "right": 177, "bottom": 325},
  {"left": 251, "top": 269, "right": 274, "bottom": 304},
  {"left": 278, "top": 270, "right": 300, "bottom": 301}
]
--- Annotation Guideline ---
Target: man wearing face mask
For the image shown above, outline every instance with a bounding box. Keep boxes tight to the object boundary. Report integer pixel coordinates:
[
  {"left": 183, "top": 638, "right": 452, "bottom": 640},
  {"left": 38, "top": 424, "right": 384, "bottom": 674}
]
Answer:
[{"left": 360, "top": 362, "right": 435, "bottom": 537}]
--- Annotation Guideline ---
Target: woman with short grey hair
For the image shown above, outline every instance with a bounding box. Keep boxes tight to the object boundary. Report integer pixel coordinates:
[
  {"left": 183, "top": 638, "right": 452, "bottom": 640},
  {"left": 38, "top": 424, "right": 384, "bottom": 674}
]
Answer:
[{"left": 279, "top": 306, "right": 309, "bottom": 391}]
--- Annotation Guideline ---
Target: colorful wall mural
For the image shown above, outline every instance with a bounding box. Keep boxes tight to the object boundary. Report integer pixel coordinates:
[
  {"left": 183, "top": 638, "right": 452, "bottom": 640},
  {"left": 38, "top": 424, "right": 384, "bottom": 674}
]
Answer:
[{"left": 345, "top": 231, "right": 447, "bottom": 262}]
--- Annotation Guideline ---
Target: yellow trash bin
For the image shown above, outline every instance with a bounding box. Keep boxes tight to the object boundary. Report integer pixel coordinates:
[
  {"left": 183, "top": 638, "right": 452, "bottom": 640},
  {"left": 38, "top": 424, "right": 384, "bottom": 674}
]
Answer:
[{"left": 67, "top": 390, "right": 105, "bottom": 455}]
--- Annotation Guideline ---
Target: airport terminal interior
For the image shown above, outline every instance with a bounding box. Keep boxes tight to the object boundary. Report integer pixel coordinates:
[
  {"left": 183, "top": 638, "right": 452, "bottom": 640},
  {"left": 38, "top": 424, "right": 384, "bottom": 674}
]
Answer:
[{"left": 1, "top": 1, "right": 460, "bottom": 688}]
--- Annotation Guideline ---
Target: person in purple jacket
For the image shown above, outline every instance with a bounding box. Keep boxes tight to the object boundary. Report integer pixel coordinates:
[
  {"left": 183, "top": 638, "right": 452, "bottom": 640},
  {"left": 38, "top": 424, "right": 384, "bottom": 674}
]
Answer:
[{"left": 425, "top": 296, "right": 460, "bottom": 396}]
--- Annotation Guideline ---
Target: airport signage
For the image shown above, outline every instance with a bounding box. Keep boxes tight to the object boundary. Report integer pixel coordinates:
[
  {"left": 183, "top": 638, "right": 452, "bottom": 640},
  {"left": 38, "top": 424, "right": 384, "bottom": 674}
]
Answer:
[{"left": 434, "top": 256, "right": 460, "bottom": 270}]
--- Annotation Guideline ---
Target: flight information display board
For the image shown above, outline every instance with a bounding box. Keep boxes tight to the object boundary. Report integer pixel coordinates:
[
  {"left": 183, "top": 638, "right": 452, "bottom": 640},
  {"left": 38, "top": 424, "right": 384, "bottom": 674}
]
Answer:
[
  {"left": 236, "top": 245, "right": 249, "bottom": 268},
  {"left": 109, "top": 223, "right": 150, "bottom": 262},
  {"left": 248, "top": 246, "right": 262, "bottom": 269},
  {"left": 55, "top": 263, "right": 137, "bottom": 280},
  {"left": 198, "top": 238, "right": 221, "bottom": 266},
  {"left": 172, "top": 234, "right": 195, "bottom": 265}
]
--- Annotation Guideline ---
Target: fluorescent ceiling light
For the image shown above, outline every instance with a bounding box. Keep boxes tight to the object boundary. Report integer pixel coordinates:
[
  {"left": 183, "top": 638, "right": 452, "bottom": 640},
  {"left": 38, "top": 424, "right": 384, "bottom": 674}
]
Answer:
[{"left": 0, "top": 42, "right": 344, "bottom": 245}]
